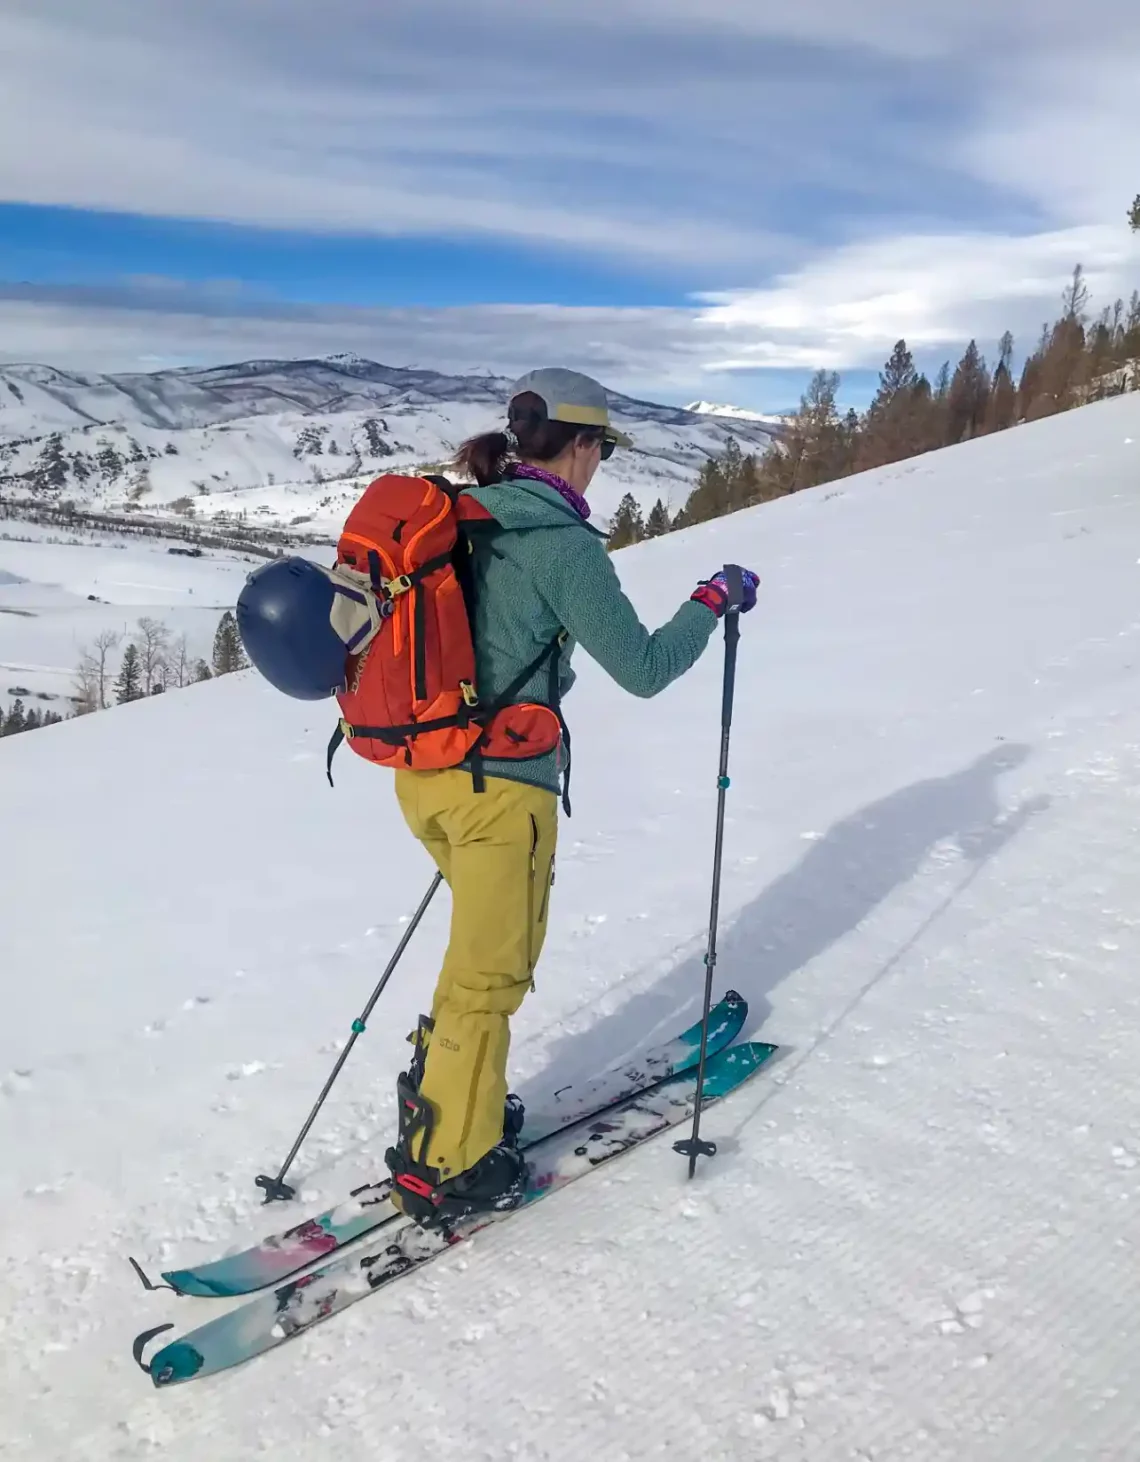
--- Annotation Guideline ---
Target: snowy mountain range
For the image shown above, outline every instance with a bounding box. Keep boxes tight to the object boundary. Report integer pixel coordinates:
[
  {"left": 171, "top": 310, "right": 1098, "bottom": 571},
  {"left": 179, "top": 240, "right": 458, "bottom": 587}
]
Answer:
[{"left": 0, "top": 356, "right": 778, "bottom": 532}]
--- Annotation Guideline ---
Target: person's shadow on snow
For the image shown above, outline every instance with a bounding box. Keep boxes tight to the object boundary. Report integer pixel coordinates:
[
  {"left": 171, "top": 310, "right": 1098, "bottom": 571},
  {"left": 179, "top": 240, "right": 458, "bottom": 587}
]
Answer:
[{"left": 525, "top": 742, "right": 1049, "bottom": 1100}]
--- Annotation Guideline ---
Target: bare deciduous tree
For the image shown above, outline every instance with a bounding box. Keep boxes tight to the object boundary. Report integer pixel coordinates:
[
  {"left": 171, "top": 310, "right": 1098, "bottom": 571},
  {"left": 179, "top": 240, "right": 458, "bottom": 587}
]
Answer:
[
  {"left": 75, "top": 627, "right": 121, "bottom": 711},
  {"left": 169, "top": 633, "right": 193, "bottom": 689},
  {"left": 135, "top": 617, "right": 171, "bottom": 696},
  {"left": 72, "top": 661, "right": 99, "bottom": 716}
]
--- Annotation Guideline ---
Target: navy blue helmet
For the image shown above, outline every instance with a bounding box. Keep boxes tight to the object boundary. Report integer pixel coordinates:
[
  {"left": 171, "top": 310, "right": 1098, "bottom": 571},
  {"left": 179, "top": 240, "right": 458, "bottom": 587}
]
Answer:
[{"left": 236, "top": 557, "right": 347, "bottom": 700}]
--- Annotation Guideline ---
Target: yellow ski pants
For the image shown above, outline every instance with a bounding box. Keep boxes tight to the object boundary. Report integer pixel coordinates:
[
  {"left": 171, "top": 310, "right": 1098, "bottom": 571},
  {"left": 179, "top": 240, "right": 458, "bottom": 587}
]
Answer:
[{"left": 394, "top": 768, "right": 558, "bottom": 1180}]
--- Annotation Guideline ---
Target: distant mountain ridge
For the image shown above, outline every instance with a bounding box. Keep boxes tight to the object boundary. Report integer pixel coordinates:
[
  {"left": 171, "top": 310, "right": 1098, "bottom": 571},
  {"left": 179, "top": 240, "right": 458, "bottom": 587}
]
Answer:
[
  {"left": 0, "top": 355, "right": 777, "bottom": 530},
  {"left": 685, "top": 399, "right": 791, "bottom": 427}
]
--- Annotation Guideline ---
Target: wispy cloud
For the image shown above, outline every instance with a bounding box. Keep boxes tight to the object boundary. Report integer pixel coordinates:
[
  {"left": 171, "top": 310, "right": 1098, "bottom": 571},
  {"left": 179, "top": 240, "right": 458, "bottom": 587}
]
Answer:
[
  {"left": 699, "top": 226, "right": 1140, "bottom": 372},
  {"left": 1, "top": 0, "right": 1139, "bottom": 396},
  {"left": 0, "top": 282, "right": 719, "bottom": 400}
]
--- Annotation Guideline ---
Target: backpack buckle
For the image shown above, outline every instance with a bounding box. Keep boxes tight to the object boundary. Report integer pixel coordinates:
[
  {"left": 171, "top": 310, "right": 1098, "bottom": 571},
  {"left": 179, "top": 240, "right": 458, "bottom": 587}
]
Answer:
[
  {"left": 460, "top": 680, "right": 479, "bottom": 707},
  {"left": 386, "top": 574, "right": 413, "bottom": 597},
  {"left": 339, "top": 717, "right": 355, "bottom": 741}
]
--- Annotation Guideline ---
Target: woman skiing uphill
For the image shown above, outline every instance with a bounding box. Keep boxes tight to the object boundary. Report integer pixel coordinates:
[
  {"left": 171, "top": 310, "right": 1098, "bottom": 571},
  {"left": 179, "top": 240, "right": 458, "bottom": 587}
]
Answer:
[{"left": 382, "top": 367, "right": 760, "bottom": 1225}]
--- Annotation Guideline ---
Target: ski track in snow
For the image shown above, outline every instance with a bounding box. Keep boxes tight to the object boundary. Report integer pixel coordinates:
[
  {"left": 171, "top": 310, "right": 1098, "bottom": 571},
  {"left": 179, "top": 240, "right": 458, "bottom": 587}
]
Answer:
[{"left": 3, "top": 396, "right": 1140, "bottom": 1458}]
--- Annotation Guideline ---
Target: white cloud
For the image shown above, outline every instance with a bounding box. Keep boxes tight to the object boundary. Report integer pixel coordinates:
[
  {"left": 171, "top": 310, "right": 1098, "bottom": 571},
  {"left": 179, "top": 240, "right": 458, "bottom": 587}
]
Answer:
[
  {"left": 9, "top": 0, "right": 1135, "bottom": 270},
  {"left": 957, "top": 47, "right": 1140, "bottom": 225},
  {"left": 698, "top": 227, "right": 1140, "bottom": 371},
  {"left": 4, "top": 216, "right": 1140, "bottom": 410},
  {"left": 2, "top": 0, "right": 1139, "bottom": 387},
  {"left": 0, "top": 289, "right": 722, "bottom": 401},
  {"left": 0, "top": 3, "right": 797, "bottom": 268}
]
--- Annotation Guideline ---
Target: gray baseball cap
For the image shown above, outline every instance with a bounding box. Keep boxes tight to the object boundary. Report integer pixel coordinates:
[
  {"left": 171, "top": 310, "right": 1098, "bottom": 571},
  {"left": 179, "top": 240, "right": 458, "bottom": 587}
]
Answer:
[{"left": 508, "top": 367, "right": 633, "bottom": 448}]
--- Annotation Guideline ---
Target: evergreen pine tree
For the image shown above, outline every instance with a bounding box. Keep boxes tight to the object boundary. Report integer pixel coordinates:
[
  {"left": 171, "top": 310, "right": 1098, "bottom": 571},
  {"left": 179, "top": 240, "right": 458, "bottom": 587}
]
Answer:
[
  {"left": 792, "top": 369, "right": 855, "bottom": 486},
  {"left": 718, "top": 438, "right": 746, "bottom": 502},
  {"left": 1127, "top": 291, "right": 1140, "bottom": 343},
  {"left": 746, "top": 437, "right": 796, "bottom": 502},
  {"left": 212, "top": 612, "right": 249, "bottom": 675},
  {"left": 680, "top": 434, "right": 758, "bottom": 524},
  {"left": 1017, "top": 328, "right": 1047, "bottom": 418},
  {"left": 644, "top": 499, "right": 672, "bottom": 538},
  {"left": 1026, "top": 316, "right": 1086, "bottom": 420},
  {"left": 1129, "top": 194, "right": 1140, "bottom": 232},
  {"left": 679, "top": 458, "right": 727, "bottom": 525},
  {"left": 1085, "top": 310, "right": 1116, "bottom": 397},
  {"left": 194, "top": 660, "right": 213, "bottom": 682},
  {"left": 114, "top": 644, "right": 144, "bottom": 704},
  {"left": 987, "top": 361, "right": 1018, "bottom": 433},
  {"left": 2, "top": 698, "right": 26, "bottom": 736},
  {"left": 878, "top": 339, "right": 919, "bottom": 399},
  {"left": 96, "top": 441, "right": 124, "bottom": 483},
  {"left": 34, "top": 433, "right": 70, "bottom": 492},
  {"left": 23, "top": 707, "right": 42, "bottom": 731},
  {"left": 946, "top": 340, "right": 992, "bottom": 442},
  {"left": 607, "top": 493, "right": 645, "bottom": 550},
  {"left": 855, "top": 341, "right": 932, "bottom": 468}
]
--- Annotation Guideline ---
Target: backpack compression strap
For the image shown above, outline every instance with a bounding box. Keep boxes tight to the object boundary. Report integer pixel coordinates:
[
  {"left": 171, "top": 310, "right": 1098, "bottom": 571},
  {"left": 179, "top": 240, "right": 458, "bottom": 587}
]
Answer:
[{"left": 327, "top": 633, "right": 569, "bottom": 800}]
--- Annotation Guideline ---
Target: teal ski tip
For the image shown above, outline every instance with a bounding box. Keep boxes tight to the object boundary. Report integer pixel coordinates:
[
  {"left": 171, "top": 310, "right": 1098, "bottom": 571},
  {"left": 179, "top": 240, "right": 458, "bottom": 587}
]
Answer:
[{"left": 698, "top": 1038, "right": 777, "bottom": 1094}]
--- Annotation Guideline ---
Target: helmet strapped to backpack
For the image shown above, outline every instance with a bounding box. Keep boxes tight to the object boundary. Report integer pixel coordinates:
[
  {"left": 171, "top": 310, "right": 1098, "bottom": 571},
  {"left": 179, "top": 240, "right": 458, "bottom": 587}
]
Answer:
[
  {"left": 238, "top": 473, "right": 570, "bottom": 806},
  {"left": 238, "top": 556, "right": 355, "bottom": 700}
]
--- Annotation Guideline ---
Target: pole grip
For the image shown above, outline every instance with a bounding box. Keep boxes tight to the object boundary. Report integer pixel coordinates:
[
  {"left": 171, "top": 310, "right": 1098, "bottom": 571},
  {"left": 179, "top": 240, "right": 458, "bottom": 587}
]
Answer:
[{"left": 720, "top": 563, "right": 747, "bottom": 613}]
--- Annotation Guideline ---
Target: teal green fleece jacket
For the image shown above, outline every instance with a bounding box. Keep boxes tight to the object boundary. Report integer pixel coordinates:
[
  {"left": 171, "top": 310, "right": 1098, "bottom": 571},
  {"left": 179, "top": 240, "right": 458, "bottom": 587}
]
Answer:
[{"left": 462, "top": 475, "right": 717, "bottom": 798}]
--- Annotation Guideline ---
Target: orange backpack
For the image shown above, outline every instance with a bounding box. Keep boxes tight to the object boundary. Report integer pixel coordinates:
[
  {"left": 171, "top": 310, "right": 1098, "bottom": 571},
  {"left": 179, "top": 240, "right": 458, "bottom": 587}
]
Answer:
[{"left": 325, "top": 473, "right": 567, "bottom": 797}]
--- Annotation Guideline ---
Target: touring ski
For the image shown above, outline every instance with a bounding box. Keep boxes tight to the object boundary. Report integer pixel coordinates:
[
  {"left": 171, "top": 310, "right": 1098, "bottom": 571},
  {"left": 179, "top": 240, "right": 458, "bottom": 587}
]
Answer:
[
  {"left": 135, "top": 1038, "right": 776, "bottom": 1387},
  {"left": 135, "top": 991, "right": 748, "bottom": 1299}
]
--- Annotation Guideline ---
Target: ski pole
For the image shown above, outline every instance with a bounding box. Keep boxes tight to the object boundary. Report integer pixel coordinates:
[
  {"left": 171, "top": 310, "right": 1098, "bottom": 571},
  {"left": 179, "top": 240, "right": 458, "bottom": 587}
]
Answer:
[
  {"left": 674, "top": 564, "right": 746, "bottom": 1179},
  {"left": 254, "top": 871, "right": 443, "bottom": 1203}
]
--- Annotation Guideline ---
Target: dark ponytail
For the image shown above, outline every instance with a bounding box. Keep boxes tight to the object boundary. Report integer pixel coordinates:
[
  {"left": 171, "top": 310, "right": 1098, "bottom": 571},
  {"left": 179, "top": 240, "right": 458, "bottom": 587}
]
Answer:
[
  {"left": 451, "top": 429, "right": 514, "bottom": 488},
  {"left": 452, "top": 390, "right": 603, "bottom": 487}
]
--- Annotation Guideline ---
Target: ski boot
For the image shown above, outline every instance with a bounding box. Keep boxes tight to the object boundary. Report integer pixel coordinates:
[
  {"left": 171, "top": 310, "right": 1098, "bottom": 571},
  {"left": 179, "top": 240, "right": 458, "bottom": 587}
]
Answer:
[{"left": 386, "top": 1017, "right": 528, "bottom": 1228}]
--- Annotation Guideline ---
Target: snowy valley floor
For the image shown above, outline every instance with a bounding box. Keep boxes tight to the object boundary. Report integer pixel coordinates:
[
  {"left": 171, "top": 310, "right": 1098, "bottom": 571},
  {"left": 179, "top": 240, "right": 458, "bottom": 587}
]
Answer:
[{"left": 3, "top": 396, "right": 1140, "bottom": 1459}]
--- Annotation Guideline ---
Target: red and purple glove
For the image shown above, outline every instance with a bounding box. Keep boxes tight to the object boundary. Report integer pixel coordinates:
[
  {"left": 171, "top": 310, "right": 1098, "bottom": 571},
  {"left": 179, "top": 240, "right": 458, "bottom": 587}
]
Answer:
[{"left": 691, "top": 568, "right": 760, "bottom": 617}]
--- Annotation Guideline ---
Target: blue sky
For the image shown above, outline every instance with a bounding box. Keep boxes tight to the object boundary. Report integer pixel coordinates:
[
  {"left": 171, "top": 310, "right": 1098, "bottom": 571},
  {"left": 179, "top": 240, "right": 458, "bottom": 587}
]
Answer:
[
  {"left": 0, "top": 204, "right": 698, "bottom": 310},
  {"left": 1, "top": 0, "right": 1138, "bottom": 411}
]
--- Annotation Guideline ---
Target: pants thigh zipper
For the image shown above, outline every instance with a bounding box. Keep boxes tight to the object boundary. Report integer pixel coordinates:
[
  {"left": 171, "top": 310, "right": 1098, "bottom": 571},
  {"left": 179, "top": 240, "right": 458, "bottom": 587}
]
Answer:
[{"left": 526, "top": 814, "right": 539, "bottom": 984}]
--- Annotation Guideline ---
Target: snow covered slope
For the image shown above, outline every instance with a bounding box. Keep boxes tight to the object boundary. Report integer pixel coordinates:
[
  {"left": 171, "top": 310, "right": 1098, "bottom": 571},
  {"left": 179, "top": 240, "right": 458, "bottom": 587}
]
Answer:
[
  {"left": 4, "top": 396, "right": 1140, "bottom": 1459},
  {"left": 0, "top": 357, "right": 776, "bottom": 527}
]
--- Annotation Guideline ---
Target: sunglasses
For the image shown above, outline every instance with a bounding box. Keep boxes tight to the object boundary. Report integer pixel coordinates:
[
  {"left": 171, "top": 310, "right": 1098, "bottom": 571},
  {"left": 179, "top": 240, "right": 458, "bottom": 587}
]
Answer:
[{"left": 598, "top": 436, "right": 616, "bottom": 461}]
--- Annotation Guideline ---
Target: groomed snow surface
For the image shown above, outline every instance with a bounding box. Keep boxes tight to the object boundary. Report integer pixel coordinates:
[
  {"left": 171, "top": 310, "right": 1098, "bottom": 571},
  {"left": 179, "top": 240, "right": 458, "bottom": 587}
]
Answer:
[{"left": 4, "top": 395, "right": 1140, "bottom": 1460}]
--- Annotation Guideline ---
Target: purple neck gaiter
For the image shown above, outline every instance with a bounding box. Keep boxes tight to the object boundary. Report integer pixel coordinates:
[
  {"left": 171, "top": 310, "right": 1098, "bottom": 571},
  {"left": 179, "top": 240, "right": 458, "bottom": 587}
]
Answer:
[{"left": 510, "top": 462, "right": 592, "bottom": 521}]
